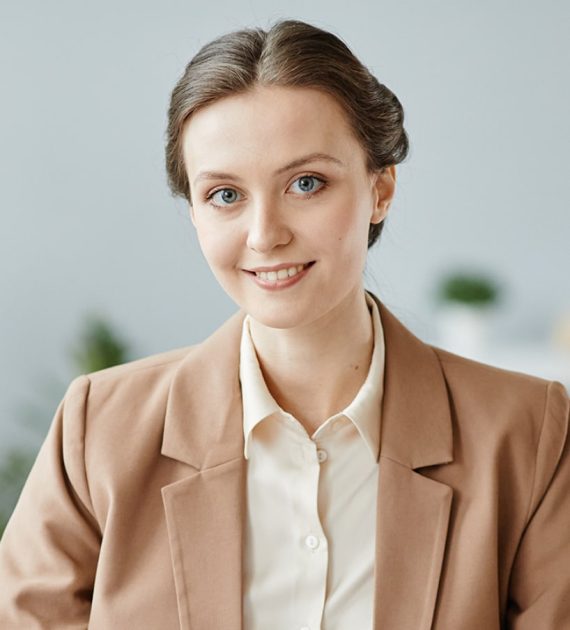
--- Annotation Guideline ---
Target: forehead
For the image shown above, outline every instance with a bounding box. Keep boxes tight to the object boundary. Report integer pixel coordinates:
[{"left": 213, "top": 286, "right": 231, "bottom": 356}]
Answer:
[{"left": 182, "top": 85, "right": 360, "bottom": 176}]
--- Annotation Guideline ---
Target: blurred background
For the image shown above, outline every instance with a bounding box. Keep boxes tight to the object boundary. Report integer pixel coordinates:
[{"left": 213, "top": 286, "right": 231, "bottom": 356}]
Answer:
[{"left": 1, "top": 0, "right": 569, "bottom": 533}]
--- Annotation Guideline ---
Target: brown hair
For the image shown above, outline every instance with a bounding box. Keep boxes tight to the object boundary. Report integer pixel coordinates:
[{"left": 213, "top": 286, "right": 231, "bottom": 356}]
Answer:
[{"left": 165, "top": 18, "right": 409, "bottom": 249}]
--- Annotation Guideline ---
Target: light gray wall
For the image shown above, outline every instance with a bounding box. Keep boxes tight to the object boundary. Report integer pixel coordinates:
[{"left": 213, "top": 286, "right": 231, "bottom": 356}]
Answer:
[{"left": 1, "top": 0, "right": 569, "bottom": 454}]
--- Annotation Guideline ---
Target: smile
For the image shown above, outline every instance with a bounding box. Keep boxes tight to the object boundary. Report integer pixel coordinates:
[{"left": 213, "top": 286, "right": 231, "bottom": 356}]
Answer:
[{"left": 245, "top": 261, "right": 315, "bottom": 290}]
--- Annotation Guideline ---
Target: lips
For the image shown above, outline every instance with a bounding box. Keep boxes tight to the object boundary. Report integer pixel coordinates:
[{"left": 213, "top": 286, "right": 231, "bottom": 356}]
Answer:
[{"left": 246, "top": 261, "right": 315, "bottom": 274}]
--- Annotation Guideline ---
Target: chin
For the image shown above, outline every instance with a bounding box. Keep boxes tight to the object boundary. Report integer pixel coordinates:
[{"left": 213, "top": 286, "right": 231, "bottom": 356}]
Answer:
[{"left": 243, "top": 301, "right": 316, "bottom": 330}]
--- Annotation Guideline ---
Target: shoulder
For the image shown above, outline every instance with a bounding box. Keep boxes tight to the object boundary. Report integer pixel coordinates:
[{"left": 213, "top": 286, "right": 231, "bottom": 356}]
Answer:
[
  {"left": 62, "top": 344, "right": 200, "bottom": 404},
  {"left": 60, "top": 345, "right": 200, "bottom": 455},
  {"left": 430, "top": 343, "right": 566, "bottom": 411},
  {"left": 86, "top": 344, "right": 196, "bottom": 386},
  {"left": 429, "top": 344, "right": 569, "bottom": 467},
  {"left": 54, "top": 346, "right": 202, "bottom": 508}
]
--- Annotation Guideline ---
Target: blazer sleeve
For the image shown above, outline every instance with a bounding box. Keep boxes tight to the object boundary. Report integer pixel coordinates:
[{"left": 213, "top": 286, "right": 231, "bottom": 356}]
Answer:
[
  {"left": 505, "top": 379, "right": 570, "bottom": 629},
  {"left": 0, "top": 375, "right": 101, "bottom": 628}
]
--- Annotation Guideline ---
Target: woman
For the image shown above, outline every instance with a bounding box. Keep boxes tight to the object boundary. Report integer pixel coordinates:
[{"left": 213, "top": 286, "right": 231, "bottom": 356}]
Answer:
[{"left": 1, "top": 18, "right": 568, "bottom": 630}]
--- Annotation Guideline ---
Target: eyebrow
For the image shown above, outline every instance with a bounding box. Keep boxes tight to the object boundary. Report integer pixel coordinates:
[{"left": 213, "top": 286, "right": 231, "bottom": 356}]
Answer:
[{"left": 193, "top": 152, "right": 345, "bottom": 186}]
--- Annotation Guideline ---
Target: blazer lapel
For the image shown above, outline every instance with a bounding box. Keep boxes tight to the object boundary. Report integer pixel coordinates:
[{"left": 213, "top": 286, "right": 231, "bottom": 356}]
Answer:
[
  {"left": 161, "top": 308, "right": 247, "bottom": 630},
  {"left": 161, "top": 460, "right": 245, "bottom": 630},
  {"left": 371, "top": 294, "right": 454, "bottom": 630},
  {"left": 159, "top": 292, "right": 454, "bottom": 630}
]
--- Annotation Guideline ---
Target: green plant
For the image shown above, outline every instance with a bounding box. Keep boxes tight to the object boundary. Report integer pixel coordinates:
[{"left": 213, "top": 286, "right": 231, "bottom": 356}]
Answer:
[
  {"left": 0, "top": 313, "right": 133, "bottom": 537},
  {"left": 437, "top": 271, "right": 500, "bottom": 306},
  {"left": 69, "top": 311, "right": 131, "bottom": 374}
]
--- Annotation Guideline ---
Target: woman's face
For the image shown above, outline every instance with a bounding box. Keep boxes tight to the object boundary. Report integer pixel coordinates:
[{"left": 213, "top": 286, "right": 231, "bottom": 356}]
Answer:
[{"left": 182, "top": 85, "right": 394, "bottom": 329}]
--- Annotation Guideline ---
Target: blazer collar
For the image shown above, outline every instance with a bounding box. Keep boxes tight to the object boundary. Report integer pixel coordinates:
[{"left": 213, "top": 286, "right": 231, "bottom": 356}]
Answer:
[{"left": 161, "top": 290, "right": 453, "bottom": 472}]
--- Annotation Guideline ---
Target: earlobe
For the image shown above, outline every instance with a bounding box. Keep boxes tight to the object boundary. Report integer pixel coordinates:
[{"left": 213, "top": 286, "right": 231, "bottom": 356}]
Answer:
[
  {"left": 371, "top": 200, "right": 390, "bottom": 224},
  {"left": 371, "top": 165, "right": 396, "bottom": 224},
  {"left": 189, "top": 202, "right": 196, "bottom": 227},
  {"left": 371, "top": 203, "right": 389, "bottom": 224}
]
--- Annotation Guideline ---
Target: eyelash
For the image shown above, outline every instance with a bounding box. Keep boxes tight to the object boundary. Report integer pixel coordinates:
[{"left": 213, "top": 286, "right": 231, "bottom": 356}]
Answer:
[{"left": 204, "top": 174, "right": 329, "bottom": 209}]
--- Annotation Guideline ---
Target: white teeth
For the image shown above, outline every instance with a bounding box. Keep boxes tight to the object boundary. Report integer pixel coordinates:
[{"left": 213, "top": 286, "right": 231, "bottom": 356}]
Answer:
[{"left": 256, "top": 263, "right": 307, "bottom": 282}]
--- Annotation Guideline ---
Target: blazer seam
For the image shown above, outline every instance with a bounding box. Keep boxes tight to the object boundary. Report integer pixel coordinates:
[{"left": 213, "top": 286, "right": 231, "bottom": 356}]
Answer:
[
  {"left": 199, "top": 455, "right": 244, "bottom": 473},
  {"left": 504, "top": 379, "right": 568, "bottom": 615},
  {"left": 378, "top": 453, "right": 411, "bottom": 469},
  {"left": 79, "top": 374, "right": 99, "bottom": 528},
  {"left": 520, "top": 379, "right": 550, "bottom": 529}
]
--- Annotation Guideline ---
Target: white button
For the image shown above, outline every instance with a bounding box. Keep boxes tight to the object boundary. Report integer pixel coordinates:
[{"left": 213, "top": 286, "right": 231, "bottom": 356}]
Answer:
[
  {"left": 317, "top": 448, "right": 328, "bottom": 463},
  {"left": 304, "top": 534, "right": 319, "bottom": 550}
]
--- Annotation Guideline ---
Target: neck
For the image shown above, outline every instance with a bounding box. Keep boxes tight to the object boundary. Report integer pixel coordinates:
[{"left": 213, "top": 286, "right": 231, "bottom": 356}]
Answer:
[{"left": 247, "top": 284, "right": 374, "bottom": 435}]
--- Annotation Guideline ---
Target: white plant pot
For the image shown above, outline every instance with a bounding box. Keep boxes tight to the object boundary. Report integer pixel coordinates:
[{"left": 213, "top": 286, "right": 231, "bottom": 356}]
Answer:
[{"left": 436, "top": 303, "right": 495, "bottom": 358}]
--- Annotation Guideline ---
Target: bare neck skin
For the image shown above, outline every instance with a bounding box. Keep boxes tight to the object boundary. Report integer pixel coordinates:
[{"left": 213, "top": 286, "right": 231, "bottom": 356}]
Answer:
[{"left": 247, "top": 285, "right": 374, "bottom": 436}]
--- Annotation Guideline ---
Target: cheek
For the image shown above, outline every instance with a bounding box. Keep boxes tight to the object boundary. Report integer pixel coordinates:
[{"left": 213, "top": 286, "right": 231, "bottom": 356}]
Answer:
[
  {"left": 194, "top": 222, "right": 238, "bottom": 270},
  {"left": 320, "top": 198, "right": 370, "bottom": 252}
]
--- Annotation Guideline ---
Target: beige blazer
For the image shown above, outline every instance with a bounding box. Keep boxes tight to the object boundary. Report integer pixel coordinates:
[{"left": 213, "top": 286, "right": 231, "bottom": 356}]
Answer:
[{"left": 0, "top": 291, "right": 569, "bottom": 629}]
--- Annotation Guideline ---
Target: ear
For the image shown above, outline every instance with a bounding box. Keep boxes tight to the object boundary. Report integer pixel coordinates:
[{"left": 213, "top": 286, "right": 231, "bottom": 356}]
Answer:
[
  {"left": 370, "top": 165, "right": 397, "bottom": 224},
  {"left": 188, "top": 201, "right": 196, "bottom": 227}
]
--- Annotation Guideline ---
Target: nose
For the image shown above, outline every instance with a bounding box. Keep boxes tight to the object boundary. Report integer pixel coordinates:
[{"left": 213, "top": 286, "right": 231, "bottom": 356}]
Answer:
[{"left": 246, "top": 197, "right": 292, "bottom": 253}]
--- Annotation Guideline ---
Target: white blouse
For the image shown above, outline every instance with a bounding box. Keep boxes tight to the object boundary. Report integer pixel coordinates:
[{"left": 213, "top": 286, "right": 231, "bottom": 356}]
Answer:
[{"left": 240, "top": 290, "right": 386, "bottom": 630}]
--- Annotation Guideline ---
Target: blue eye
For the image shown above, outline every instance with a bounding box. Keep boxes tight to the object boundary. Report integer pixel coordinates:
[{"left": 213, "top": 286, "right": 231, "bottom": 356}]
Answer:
[
  {"left": 290, "top": 175, "right": 326, "bottom": 196},
  {"left": 207, "top": 188, "right": 242, "bottom": 207}
]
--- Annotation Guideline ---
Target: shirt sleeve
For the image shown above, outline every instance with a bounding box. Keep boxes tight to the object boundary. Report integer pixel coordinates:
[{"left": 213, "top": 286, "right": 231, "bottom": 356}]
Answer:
[
  {"left": 0, "top": 375, "right": 101, "bottom": 628},
  {"left": 505, "top": 379, "right": 570, "bottom": 629}
]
